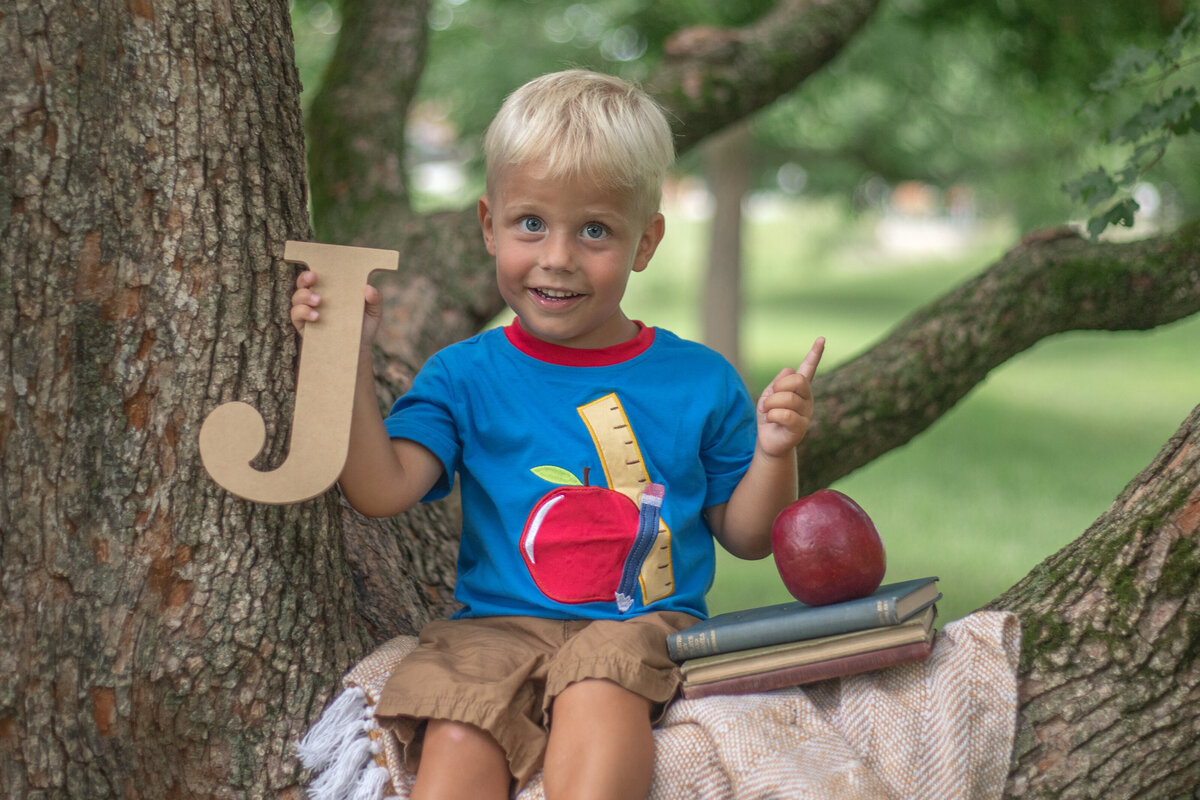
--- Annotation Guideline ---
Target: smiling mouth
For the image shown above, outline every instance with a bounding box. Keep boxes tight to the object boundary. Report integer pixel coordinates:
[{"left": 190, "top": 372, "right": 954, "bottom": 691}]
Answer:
[{"left": 532, "top": 288, "right": 583, "bottom": 301}]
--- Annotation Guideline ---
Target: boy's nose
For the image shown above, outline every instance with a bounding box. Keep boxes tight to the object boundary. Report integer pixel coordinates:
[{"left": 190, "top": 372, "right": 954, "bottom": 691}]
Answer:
[{"left": 540, "top": 233, "right": 575, "bottom": 271}]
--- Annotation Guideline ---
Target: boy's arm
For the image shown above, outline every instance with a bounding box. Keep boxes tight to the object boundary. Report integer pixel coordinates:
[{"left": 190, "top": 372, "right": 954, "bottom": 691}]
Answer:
[
  {"left": 337, "top": 339, "right": 444, "bottom": 517},
  {"left": 292, "top": 270, "right": 443, "bottom": 518},
  {"left": 707, "top": 338, "right": 824, "bottom": 560}
]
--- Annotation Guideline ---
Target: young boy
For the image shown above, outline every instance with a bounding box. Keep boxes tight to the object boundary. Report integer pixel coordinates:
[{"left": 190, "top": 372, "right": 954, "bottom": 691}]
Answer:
[{"left": 291, "top": 70, "right": 824, "bottom": 800}]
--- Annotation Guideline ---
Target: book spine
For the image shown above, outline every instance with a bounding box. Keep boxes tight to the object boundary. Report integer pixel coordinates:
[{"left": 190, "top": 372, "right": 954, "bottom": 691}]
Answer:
[
  {"left": 680, "top": 639, "right": 933, "bottom": 700},
  {"left": 668, "top": 600, "right": 898, "bottom": 660}
]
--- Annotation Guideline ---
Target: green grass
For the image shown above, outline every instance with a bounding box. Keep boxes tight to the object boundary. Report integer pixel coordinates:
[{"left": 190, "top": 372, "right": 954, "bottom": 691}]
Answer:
[{"left": 622, "top": 196, "right": 1200, "bottom": 623}]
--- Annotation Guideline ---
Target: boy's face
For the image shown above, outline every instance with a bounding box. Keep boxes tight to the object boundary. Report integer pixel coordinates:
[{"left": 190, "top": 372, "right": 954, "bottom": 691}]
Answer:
[{"left": 478, "top": 162, "right": 664, "bottom": 350}]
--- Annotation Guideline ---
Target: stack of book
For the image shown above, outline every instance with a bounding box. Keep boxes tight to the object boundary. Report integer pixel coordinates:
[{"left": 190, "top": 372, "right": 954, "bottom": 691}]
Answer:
[{"left": 668, "top": 577, "right": 941, "bottom": 699}]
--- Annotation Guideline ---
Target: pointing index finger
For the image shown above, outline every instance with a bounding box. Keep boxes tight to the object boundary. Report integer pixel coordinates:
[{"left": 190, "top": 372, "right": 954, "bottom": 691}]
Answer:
[{"left": 797, "top": 337, "right": 825, "bottom": 383}]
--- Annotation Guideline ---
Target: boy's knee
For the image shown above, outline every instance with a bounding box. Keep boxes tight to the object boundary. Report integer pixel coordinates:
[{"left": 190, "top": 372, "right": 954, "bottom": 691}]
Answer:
[
  {"left": 412, "top": 720, "right": 512, "bottom": 800},
  {"left": 425, "top": 718, "right": 504, "bottom": 755}
]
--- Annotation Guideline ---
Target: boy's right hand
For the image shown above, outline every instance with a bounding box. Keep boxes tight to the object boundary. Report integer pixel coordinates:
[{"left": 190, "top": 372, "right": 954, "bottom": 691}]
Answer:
[{"left": 289, "top": 270, "right": 383, "bottom": 346}]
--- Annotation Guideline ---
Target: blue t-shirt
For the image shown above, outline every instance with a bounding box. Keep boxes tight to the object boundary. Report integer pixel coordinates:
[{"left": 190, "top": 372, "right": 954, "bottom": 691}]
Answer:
[{"left": 384, "top": 321, "right": 755, "bottom": 620}]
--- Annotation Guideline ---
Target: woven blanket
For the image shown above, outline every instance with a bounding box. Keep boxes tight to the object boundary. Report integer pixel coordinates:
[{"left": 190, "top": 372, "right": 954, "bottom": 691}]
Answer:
[{"left": 297, "top": 610, "right": 1020, "bottom": 800}]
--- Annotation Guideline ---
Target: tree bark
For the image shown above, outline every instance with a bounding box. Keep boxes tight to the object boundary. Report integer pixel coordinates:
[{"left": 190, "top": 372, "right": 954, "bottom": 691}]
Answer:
[
  {"left": 304, "top": 0, "right": 500, "bottom": 352},
  {"left": 1, "top": 1, "right": 364, "bottom": 795},
  {"left": 991, "top": 401, "right": 1200, "bottom": 798}
]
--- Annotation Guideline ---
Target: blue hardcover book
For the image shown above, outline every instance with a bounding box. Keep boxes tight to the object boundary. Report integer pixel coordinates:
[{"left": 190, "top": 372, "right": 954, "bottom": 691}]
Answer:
[{"left": 668, "top": 577, "right": 941, "bottom": 661}]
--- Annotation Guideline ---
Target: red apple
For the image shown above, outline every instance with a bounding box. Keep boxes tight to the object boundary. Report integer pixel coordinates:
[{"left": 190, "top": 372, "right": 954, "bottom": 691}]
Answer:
[
  {"left": 520, "top": 484, "right": 639, "bottom": 604},
  {"left": 771, "top": 489, "right": 886, "bottom": 606}
]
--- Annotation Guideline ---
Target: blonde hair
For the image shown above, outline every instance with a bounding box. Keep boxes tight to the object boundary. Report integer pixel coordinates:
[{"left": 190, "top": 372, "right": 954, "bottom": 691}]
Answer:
[{"left": 483, "top": 70, "right": 675, "bottom": 218}]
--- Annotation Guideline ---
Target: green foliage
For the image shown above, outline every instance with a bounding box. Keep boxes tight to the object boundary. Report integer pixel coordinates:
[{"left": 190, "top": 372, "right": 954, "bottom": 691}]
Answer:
[
  {"left": 906, "top": 0, "right": 1182, "bottom": 90},
  {"left": 750, "top": 1, "right": 1196, "bottom": 230},
  {"left": 754, "top": 14, "right": 1058, "bottom": 194},
  {"left": 1064, "top": 12, "right": 1200, "bottom": 238}
]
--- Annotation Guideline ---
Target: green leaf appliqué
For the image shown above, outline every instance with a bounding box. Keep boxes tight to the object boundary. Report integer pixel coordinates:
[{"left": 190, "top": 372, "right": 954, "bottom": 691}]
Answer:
[{"left": 531, "top": 466, "right": 583, "bottom": 486}]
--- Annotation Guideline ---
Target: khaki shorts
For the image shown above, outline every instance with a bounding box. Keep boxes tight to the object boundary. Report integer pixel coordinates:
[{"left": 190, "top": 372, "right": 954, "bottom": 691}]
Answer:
[{"left": 374, "top": 611, "right": 698, "bottom": 790}]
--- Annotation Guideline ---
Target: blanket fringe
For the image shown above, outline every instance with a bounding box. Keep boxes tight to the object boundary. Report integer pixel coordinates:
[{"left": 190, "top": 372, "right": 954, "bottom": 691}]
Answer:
[{"left": 296, "top": 686, "right": 398, "bottom": 800}]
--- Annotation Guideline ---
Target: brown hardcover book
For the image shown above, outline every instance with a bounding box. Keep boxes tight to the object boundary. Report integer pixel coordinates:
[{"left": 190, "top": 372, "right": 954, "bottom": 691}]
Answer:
[
  {"left": 680, "top": 635, "right": 936, "bottom": 700},
  {"left": 668, "top": 577, "right": 940, "bottom": 661},
  {"left": 681, "top": 605, "right": 936, "bottom": 685}
]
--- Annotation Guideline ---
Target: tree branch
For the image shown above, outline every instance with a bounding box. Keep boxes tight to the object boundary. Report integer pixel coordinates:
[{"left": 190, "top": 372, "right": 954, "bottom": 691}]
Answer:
[
  {"left": 798, "top": 220, "right": 1200, "bottom": 495},
  {"left": 648, "top": 0, "right": 883, "bottom": 152}
]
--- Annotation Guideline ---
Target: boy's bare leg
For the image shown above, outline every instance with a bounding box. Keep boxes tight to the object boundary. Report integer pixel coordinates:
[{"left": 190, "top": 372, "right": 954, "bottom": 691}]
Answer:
[
  {"left": 411, "top": 719, "right": 511, "bottom": 800},
  {"left": 542, "top": 678, "right": 655, "bottom": 800}
]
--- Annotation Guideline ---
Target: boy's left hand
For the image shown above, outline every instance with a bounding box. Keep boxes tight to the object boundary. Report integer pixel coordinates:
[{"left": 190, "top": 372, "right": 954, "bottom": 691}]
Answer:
[{"left": 756, "top": 337, "right": 825, "bottom": 458}]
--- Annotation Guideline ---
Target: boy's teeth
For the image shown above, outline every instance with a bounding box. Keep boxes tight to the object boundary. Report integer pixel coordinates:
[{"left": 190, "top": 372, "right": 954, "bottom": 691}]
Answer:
[{"left": 538, "top": 289, "right": 577, "bottom": 299}]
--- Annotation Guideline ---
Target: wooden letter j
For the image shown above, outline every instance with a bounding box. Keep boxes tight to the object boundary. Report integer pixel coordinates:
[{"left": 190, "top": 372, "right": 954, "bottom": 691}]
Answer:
[{"left": 199, "top": 241, "right": 399, "bottom": 505}]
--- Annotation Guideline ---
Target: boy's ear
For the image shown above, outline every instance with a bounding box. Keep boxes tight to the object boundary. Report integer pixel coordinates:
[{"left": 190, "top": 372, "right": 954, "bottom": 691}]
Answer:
[
  {"left": 478, "top": 196, "right": 497, "bottom": 256},
  {"left": 632, "top": 213, "right": 665, "bottom": 273}
]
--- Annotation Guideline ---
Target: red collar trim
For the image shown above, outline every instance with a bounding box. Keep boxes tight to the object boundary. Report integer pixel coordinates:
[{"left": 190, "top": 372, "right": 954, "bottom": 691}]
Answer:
[{"left": 504, "top": 319, "right": 655, "bottom": 366}]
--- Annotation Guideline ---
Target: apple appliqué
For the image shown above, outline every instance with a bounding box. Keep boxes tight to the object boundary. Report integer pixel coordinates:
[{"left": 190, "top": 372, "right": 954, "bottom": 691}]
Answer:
[
  {"left": 521, "top": 466, "right": 641, "bottom": 605},
  {"left": 771, "top": 488, "right": 886, "bottom": 606}
]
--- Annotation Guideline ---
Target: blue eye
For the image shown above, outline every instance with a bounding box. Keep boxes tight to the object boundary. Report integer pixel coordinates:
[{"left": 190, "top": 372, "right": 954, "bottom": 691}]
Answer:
[
  {"left": 520, "top": 217, "right": 545, "bottom": 233},
  {"left": 582, "top": 223, "right": 608, "bottom": 240}
]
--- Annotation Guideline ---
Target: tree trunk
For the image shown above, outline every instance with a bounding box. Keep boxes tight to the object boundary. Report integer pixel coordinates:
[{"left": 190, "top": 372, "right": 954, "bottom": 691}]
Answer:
[
  {"left": 702, "top": 123, "right": 750, "bottom": 377},
  {"left": 1, "top": 1, "right": 364, "bottom": 795},
  {"left": 992, "top": 400, "right": 1200, "bottom": 798},
  {"left": 305, "top": 0, "right": 426, "bottom": 246}
]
